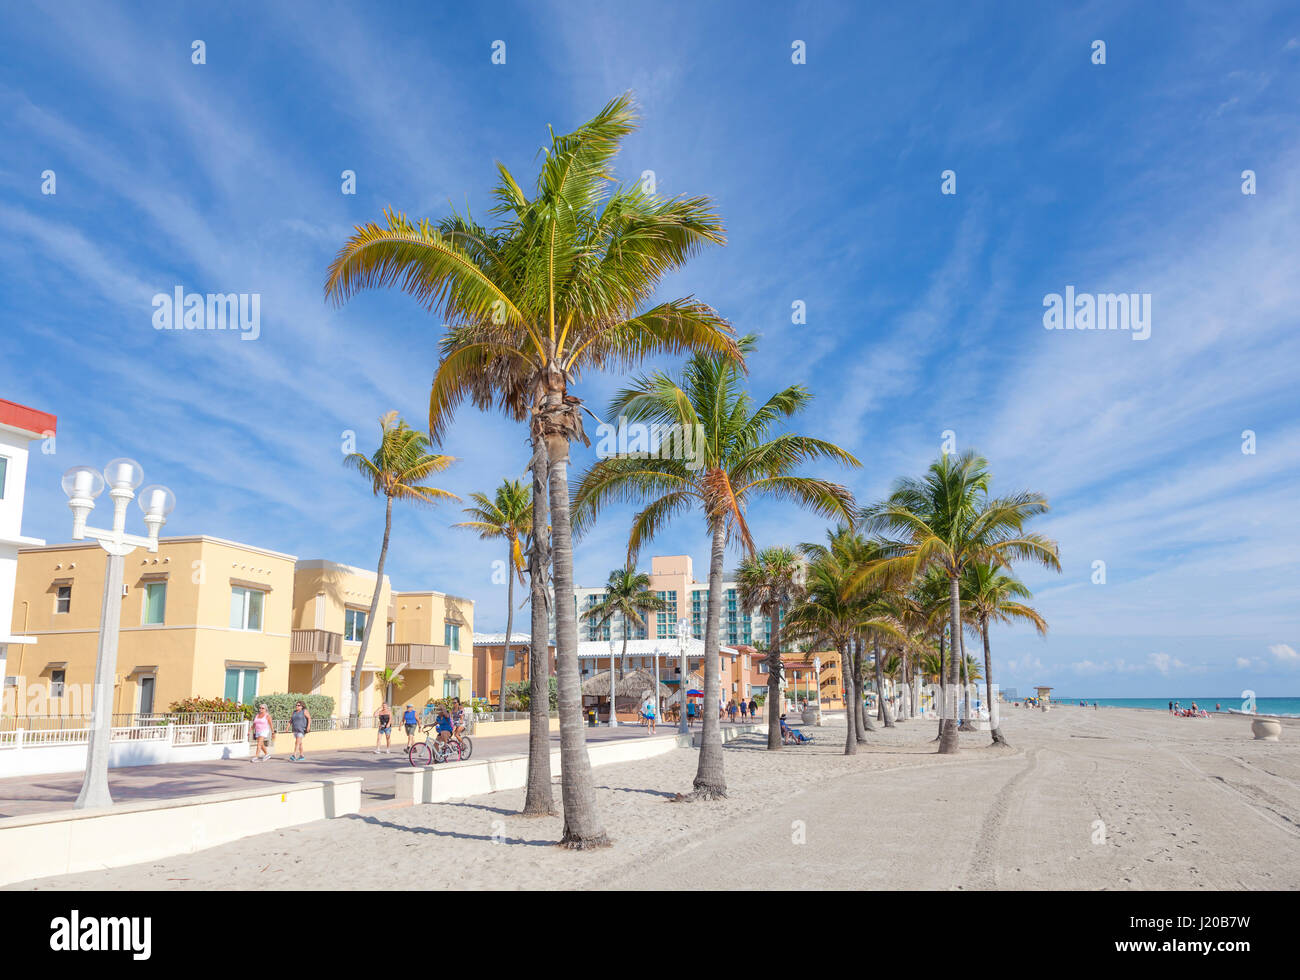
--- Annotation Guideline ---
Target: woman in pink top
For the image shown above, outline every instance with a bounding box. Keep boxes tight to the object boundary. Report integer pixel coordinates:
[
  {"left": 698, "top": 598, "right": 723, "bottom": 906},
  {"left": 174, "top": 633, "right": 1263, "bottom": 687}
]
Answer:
[{"left": 250, "top": 704, "right": 273, "bottom": 762}]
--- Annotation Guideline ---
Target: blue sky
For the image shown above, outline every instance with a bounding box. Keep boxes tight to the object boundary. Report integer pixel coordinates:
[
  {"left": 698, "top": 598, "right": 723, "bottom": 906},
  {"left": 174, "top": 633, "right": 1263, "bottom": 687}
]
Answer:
[{"left": 2, "top": 1, "right": 1297, "bottom": 698}]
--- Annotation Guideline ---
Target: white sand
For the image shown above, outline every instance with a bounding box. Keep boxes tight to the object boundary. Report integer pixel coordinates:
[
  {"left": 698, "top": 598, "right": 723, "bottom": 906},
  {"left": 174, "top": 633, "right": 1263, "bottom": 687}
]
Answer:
[{"left": 12, "top": 706, "right": 1300, "bottom": 890}]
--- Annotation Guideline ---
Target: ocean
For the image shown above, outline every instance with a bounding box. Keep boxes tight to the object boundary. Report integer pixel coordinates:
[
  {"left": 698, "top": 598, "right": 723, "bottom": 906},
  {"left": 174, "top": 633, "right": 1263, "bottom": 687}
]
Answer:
[{"left": 1050, "top": 697, "right": 1300, "bottom": 718}]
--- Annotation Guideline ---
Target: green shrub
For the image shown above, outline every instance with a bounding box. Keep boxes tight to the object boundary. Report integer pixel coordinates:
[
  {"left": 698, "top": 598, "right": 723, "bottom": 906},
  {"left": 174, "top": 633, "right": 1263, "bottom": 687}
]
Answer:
[
  {"left": 243, "top": 693, "right": 334, "bottom": 721},
  {"left": 167, "top": 697, "right": 254, "bottom": 721},
  {"left": 504, "top": 677, "right": 557, "bottom": 711}
]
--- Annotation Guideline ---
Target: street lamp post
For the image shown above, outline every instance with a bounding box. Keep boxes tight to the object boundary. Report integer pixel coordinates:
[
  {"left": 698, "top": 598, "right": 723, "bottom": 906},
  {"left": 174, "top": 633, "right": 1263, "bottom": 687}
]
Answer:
[
  {"left": 607, "top": 620, "right": 619, "bottom": 727},
  {"left": 62, "top": 459, "right": 174, "bottom": 810},
  {"left": 677, "top": 617, "right": 691, "bottom": 736}
]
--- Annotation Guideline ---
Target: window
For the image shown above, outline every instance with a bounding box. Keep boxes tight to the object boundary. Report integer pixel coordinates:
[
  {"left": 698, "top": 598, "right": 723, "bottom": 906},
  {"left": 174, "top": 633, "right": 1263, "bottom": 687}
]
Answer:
[
  {"left": 142, "top": 582, "right": 166, "bottom": 625},
  {"left": 229, "top": 587, "right": 265, "bottom": 631},
  {"left": 55, "top": 585, "right": 71, "bottom": 614},
  {"left": 344, "top": 608, "right": 367, "bottom": 642},
  {"left": 138, "top": 675, "right": 156, "bottom": 714},
  {"left": 386, "top": 620, "right": 395, "bottom": 642},
  {"left": 444, "top": 622, "right": 460, "bottom": 651},
  {"left": 224, "top": 667, "right": 259, "bottom": 703},
  {"left": 50, "top": 669, "right": 66, "bottom": 698},
  {"left": 443, "top": 677, "right": 458, "bottom": 699},
  {"left": 0, "top": 456, "right": 7, "bottom": 498}
]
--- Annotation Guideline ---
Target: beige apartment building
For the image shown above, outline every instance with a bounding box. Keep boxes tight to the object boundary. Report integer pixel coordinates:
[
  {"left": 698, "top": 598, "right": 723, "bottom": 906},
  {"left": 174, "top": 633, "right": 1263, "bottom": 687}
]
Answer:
[
  {"left": 9, "top": 536, "right": 295, "bottom": 717},
  {"left": 8, "top": 540, "right": 474, "bottom": 719}
]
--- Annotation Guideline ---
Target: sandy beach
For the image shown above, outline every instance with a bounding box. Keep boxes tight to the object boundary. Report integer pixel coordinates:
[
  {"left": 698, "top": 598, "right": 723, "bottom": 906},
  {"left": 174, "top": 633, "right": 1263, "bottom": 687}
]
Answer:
[{"left": 12, "top": 705, "right": 1300, "bottom": 891}]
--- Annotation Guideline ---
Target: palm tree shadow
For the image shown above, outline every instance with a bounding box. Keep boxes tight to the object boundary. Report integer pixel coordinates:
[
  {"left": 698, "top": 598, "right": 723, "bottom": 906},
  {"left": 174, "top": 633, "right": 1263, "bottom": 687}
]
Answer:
[{"left": 343, "top": 812, "right": 554, "bottom": 846}]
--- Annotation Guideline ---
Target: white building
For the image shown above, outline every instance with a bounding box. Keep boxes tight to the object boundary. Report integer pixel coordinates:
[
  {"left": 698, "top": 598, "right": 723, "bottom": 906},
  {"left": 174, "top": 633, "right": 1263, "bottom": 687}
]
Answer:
[{"left": 0, "top": 399, "right": 56, "bottom": 699}]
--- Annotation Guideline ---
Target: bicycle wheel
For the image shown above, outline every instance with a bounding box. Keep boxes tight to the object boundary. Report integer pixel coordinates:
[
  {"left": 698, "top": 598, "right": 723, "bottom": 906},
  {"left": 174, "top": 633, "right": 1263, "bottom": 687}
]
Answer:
[
  {"left": 456, "top": 736, "right": 473, "bottom": 761},
  {"left": 409, "top": 742, "right": 433, "bottom": 767}
]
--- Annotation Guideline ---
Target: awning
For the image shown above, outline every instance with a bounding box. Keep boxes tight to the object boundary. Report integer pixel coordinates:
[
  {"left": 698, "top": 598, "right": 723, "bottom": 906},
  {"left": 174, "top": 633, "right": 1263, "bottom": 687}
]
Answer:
[
  {"left": 224, "top": 660, "right": 267, "bottom": 670},
  {"left": 125, "top": 665, "right": 157, "bottom": 676},
  {"left": 446, "top": 673, "right": 462, "bottom": 681},
  {"left": 229, "top": 577, "right": 273, "bottom": 592},
  {"left": 43, "top": 661, "right": 67, "bottom": 671}
]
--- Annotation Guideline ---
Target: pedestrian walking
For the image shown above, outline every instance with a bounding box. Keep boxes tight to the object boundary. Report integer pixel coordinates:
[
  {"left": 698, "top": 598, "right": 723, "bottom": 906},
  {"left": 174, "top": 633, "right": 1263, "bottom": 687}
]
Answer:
[
  {"left": 250, "top": 703, "right": 273, "bottom": 762},
  {"left": 374, "top": 702, "right": 393, "bottom": 753},
  {"left": 288, "top": 700, "right": 311, "bottom": 761}
]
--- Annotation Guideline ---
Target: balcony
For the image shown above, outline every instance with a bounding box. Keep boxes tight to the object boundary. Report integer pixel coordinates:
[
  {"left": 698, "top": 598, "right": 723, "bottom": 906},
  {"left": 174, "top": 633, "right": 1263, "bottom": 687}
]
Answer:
[
  {"left": 290, "top": 629, "right": 343, "bottom": 663},
  {"left": 386, "top": 643, "right": 451, "bottom": 670}
]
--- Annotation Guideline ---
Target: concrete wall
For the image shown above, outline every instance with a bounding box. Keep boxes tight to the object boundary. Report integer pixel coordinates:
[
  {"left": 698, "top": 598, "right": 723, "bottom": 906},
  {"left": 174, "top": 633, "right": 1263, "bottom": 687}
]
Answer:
[
  {"left": 0, "top": 776, "right": 362, "bottom": 887},
  {"left": 0, "top": 728, "right": 249, "bottom": 777}
]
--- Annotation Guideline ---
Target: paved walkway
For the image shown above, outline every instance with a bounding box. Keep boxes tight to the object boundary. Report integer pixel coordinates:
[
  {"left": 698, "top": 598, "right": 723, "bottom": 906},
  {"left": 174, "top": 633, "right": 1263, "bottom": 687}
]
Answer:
[{"left": 0, "top": 721, "right": 705, "bottom": 819}]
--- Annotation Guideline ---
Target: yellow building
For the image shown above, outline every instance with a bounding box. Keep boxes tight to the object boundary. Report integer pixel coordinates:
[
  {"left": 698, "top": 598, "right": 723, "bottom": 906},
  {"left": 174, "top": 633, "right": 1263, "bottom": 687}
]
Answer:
[
  {"left": 386, "top": 590, "right": 474, "bottom": 711},
  {"left": 7, "top": 541, "right": 475, "bottom": 722},
  {"left": 9, "top": 536, "right": 295, "bottom": 717}
]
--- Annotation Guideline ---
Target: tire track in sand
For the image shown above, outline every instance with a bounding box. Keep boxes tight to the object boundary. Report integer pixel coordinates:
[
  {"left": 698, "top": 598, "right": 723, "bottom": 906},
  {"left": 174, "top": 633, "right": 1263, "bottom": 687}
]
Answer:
[{"left": 962, "top": 746, "right": 1039, "bottom": 889}]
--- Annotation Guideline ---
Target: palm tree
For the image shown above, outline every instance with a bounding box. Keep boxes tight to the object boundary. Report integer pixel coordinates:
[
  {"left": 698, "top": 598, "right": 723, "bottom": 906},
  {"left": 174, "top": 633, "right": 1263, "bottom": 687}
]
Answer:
[
  {"left": 861, "top": 451, "right": 1060, "bottom": 754},
  {"left": 573, "top": 342, "right": 858, "bottom": 792},
  {"left": 326, "top": 95, "right": 738, "bottom": 847},
  {"left": 961, "top": 562, "right": 1047, "bottom": 746},
  {"left": 784, "top": 548, "right": 902, "bottom": 756},
  {"left": 343, "top": 412, "right": 457, "bottom": 725},
  {"left": 375, "top": 666, "right": 404, "bottom": 709},
  {"left": 581, "top": 567, "right": 668, "bottom": 681},
  {"left": 454, "top": 479, "right": 532, "bottom": 721},
  {"left": 735, "top": 547, "right": 805, "bottom": 751}
]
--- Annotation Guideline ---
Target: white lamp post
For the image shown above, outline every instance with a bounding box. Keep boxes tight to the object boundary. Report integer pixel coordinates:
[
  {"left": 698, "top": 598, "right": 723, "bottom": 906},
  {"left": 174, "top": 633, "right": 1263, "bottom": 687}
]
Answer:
[
  {"left": 607, "top": 620, "right": 619, "bottom": 728},
  {"left": 677, "top": 617, "right": 691, "bottom": 735},
  {"left": 61, "top": 459, "right": 174, "bottom": 810},
  {"left": 652, "top": 640, "right": 661, "bottom": 720}
]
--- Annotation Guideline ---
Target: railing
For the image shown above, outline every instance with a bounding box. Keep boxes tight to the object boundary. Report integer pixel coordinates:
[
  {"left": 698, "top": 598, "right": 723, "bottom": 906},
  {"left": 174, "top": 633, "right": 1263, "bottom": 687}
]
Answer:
[
  {"left": 386, "top": 643, "right": 450, "bottom": 670},
  {"left": 0, "top": 712, "right": 248, "bottom": 732},
  {"left": 291, "top": 628, "right": 344, "bottom": 662},
  {"left": 0, "top": 720, "right": 249, "bottom": 750}
]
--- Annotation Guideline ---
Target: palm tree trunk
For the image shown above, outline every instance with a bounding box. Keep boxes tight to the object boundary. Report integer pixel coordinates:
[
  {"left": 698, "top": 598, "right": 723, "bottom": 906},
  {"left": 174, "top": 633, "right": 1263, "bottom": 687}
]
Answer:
[
  {"left": 766, "top": 610, "right": 783, "bottom": 751},
  {"left": 874, "top": 637, "right": 893, "bottom": 728},
  {"left": 939, "top": 576, "right": 962, "bottom": 754},
  {"left": 500, "top": 539, "right": 515, "bottom": 723},
  {"left": 935, "top": 629, "right": 946, "bottom": 741},
  {"left": 691, "top": 520, "right": 727, "bottom": 799},
  {"left": 522, "top": 437, "right": 555, "bottom": 817},
  {"left": 982, "top": 616, "right": 1009, "bottom": 746},
  {"left": 854, "top": 637, "right": 872, "bottom": 738},
  {"left": 352, "top": 494, "right": 392, "bottom": 726},
  {"left": 958, "top": 628, "right": 976, "bottom": 732},
  {"left": 545, "top": 428, "right": 609, "bottom": 848},
  {"left": 841, "top": 639, "right": 857, "bottom": 755}
]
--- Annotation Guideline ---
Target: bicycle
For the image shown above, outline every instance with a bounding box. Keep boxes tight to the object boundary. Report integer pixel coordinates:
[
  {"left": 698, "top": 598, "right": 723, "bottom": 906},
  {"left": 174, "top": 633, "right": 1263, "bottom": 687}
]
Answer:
[{"left": 407, "top": 724, "right": 474, "bottom": 766}]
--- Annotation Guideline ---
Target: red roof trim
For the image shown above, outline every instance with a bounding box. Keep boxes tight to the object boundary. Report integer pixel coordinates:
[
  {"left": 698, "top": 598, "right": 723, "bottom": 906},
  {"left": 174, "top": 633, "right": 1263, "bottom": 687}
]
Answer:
[{"left": 0, "top": 399, "right": 57, "bottom": 438}]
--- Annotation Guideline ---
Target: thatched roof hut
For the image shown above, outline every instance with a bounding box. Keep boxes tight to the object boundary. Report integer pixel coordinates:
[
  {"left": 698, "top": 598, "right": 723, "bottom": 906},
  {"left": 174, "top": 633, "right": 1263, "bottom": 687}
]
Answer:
[{"left": 581, "top": 668, "right": 672, "bottom": 700}]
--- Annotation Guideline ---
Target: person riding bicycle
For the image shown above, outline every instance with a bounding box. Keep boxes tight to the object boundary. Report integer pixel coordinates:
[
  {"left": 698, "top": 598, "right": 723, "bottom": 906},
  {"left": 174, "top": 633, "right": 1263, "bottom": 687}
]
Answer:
[
  {"left": 434, "top": 708, "right": 455, "bottom": 744},
  {"left": 451, "top": 698, "right": 469, "bottom": 738}
]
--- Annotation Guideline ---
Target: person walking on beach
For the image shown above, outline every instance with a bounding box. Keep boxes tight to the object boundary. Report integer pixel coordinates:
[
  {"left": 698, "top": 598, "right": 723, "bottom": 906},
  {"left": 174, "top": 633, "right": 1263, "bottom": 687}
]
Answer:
[
  {"left": 749, "top": 697, "right": 757, "bottom": 722},
  {"left": 250, "top": 703, "right": 272, "bottom": 762},
  {"left": 288, "top": 700, "right": 311, "bottom": 761},
  {"left": 402, "top": 704, "right": 419, "bottom": 749},
  {"left": 374, "top": 702, "right": 393, "bottom": 753},
  {"left": 644, "top": 697, "right": 657, "bottom": 735},
  {"left": 1168, "top": 701, "right": 1173, "bottom": 713},
  {"left": 739, "top": 698, "right": 748, "bottom": 722},
  {"left": 727, "top": 698, "right": 738, "bottom": 724}
]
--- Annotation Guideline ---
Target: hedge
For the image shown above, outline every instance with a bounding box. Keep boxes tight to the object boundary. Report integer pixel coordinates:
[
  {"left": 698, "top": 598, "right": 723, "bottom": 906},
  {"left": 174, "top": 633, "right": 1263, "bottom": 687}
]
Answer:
[{"left": 241, "top": 692, "right": 334, "bottom": 721}]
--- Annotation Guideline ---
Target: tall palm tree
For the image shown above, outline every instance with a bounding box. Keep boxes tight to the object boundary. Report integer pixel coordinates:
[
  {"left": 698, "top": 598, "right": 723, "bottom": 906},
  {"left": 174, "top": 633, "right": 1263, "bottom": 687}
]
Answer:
[
  {"left": 961, "top": 562, "right": 1047, "bottom": 746},
  {"left": 861, "top": 451, "right": 1060, "bottom": 755},
  {"left": 735, "top": 547, "right": 805, "bottom": 751},
  {"left": 326, "top": 95, "right": 738, "bottom": 847},
  {"left": 454, "top": 479, "right": 532, "bottom": 722},
  {"left": 784, "top": 548, "right": 902, "bottom": 756},
  {"left": 344, "top": 412, "right": 457, "bottom": 725},
  {"left": 580, "top": 567, "right": 668, "bottom": 680},
  {"left": 573, "top": 342, "right": 858, "bottom": 792}
]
